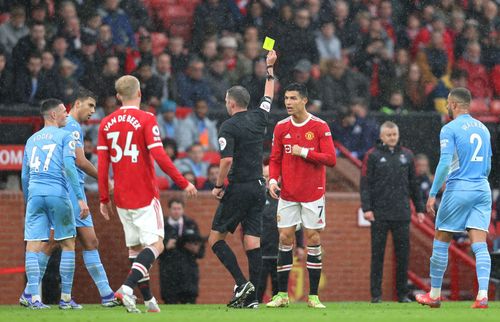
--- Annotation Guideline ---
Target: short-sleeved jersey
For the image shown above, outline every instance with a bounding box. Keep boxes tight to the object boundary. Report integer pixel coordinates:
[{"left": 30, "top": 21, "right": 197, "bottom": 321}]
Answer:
[
  {"left": 97, "top": 106, "right": 166, "bottom": 209},
  {"left": 218, "top": 97, "right": 270, "bottom": 183},
  {"left": 23, "top": 126, "right": 76, "bottom": 198},
  {"left": 270, "top": 114, "right": 335, "bottom": 202},
  {"left": 64, "top": 115, "right": 85, "bottom": 183},
  {"left": 440, "top": 113, "right": 491, "bottom": 192}
]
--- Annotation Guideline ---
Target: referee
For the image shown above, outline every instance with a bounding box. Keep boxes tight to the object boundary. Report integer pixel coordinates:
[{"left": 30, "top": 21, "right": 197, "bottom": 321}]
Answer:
[{"left": 209, "top": 50, "right": 277, "bottom": 309}]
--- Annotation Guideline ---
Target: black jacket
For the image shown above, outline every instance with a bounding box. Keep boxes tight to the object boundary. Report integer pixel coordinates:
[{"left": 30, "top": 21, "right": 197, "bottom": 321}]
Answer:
[{"left": 360, "top": 142, "right": 424, "bottom": 221}]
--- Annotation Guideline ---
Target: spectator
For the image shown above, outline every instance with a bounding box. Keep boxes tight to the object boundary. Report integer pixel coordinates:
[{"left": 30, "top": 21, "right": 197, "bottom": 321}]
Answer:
[
  {"left": 412, "top": 12, "right": 454, "bottom": 65},
  {"left": 95, "top": 55, "right": 121, "bottom": 99},
  {"left": 218, "top": 36, "right": 239, "bottom": 85},
  {"left": 403, "top": 63, "right": 428, "bottom": 112},
  {"left": 457, "top": 41, "right": 492, "bottom": 99},
  {"left": 163, "top": 138, "right": 178, "bottom": 162},
  {"left": 11, "top": 22, "right": 47, "bottom": 74},
  {"left": 206, "top": 55, "right": 231, "bottom": 109},
  {"left": 77, "top": 33, "right": 102, "bottom": 94},
  {"left": 166, "top": 36, "right": 189, "bottom": 76},
  {"left": 331, "top": 105, "right": 378, "bottom": 160},
  {"left": 50, "top": 35, "right": 81, "bottom": 76},
  {"left": 98, "top": 0, "right": 136, "bottom": 49},
  {"left": 171, "top": 171, "right": 196, "bottom": 190},
  {"left": 81, "top": 10, "right": 102, "bottom": 37},
  {"left": 96, "top": 24, "right": 115, "bottom": 57},
  {"left": 199, "top": 37, "right": 218, "bottom": 64},
  {"left": 0, "top": 5, "right": 29, "bottom": 54},
  {"left": 159, "top": 198, "right": 205, "bottom": 304},
  {"left": 378, "top": 0, "right": 396, "bottom": 44},
  {"left": 319, "top": 58, "right": 370, "bottom": 112},
  {"left": 268, "top": 3, "right": 293, "bottom": 48},
  {"left": 352, "top": 17, "right": 395, "bottom": 105},
  {"left": 414, "top": 153, "right": 433, "bottom": 204},
  {"left": 279, "top": 7, "right": 319, "bottom": 79},
  {"left": 124, "top": 33, "right": 154, "bottom": 74},
  {"left": 0, "top": 49, "right": 13, "bottom": 104},
  {"left": 307, "top": 0, "right": 323, "bottom": 32},
  {"left": 332, "top": 0, "right": 357, "bottom": 51},
  {"left": 119, "top": 0, "right": 152, "bottom": 32},
  {"left": 41, "top": 50, "right": 57, "bottom": 78},
  {"left": 393, "top": 48, "right": 410, "bottom": 81},
  {"left": 153, "top": 52, "right": 178, "bottom": 103},
  {"left": 176, "top": 99, "right": 219, "bottom": 152},
  {"left": 315, "top": 21, "right": 342, "bottom": 63},
  {"left": 380, "top": 90, "right": 408, "bottom": 115},
  {"left": 174, "top": 143, "right": 210, "bottom": 178},
  {"left": 176, "top": 57, "right": 215, "bottom": 108},
  {"left": 134, "top": 61, "right": 163, "bottom": 109},
  {"left": 415, "top": 31, "right": 450, "bottom": 87},
  {"left": 13, "top": 53, "right": 52, "bottom": 104},
  {"left": 53, "top": 58, "right": 80, "bottom": 104},
  {"left": 191, "top": 0, "right": 237, "bottom": 52},
  {"left": 427, "top": 68, "right": 468, "bottom": 114},
  {"left": 28, "top": 4, "right": 57, "bottom": 41},
  {"left": 156, "top": 100, "right": 179, "bottom": 140},
  {"left": 233, "top": 40, "right": 261, "bottom": 85},
  {"left": 201, "top": 164, "right": 220, "bottom": 190},
  {"left": 59, "top": 16, "right": 83, "bottom": 53},
  {"left": 280, "top": 59, "right": 322, "bottom": 113},
  {"left": 454, "top": 19, "right": 481, "bottom": 61},
  {"left": 239, "top": 57, "right": 267, "bottom": 109},
  {"left": 360, "top": 121, "right": 425, "bottom": 304},
  {"left": 396, "top": 13, "right": 421, "bottom": 50}
]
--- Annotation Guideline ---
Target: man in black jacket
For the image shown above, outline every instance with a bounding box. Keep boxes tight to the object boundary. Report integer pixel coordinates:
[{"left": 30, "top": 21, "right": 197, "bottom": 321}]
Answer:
[
  {"left": 360, "top": 121, "right": 425, "bottom": 303},
  {"left": 159, "top": 198, "right": 205, "bottom": 304}
]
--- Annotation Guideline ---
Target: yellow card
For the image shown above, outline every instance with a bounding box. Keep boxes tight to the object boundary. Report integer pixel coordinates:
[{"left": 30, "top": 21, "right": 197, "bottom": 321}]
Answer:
[{"left": 262, "top": 37, "right": 275, "bottom": 51}]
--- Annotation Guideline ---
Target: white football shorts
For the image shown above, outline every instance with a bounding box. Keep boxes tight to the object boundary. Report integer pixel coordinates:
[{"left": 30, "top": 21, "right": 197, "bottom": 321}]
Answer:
[
  {"left": 117, "top": 198, "right": 164, "bottom": 247},
  {"left": 277, "top": 196, "right": 326, "bottom": 230}
]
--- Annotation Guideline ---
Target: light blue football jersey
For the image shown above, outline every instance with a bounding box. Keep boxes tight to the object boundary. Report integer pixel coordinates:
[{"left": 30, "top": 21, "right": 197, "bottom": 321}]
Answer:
[
  {"left": 23, "top": 126, "right": 76, "bottom": 198},
  {"left": 439, "top": 114, "right": 491, "bottom": 191},
  {"left": 64, "top": 115, "right": 85, "bottom": 183}
]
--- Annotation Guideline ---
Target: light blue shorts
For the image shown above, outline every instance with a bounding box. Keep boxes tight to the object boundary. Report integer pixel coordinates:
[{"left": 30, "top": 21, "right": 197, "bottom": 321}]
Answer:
[
  {"left": 25, "top": 196, "right": 76, "bottom": 241},
  {"left": 436, "top": 190, "right": 491, "bottom": 232},
  {"left": 69, "top": 188, "right": 93, "bottom": 228}
]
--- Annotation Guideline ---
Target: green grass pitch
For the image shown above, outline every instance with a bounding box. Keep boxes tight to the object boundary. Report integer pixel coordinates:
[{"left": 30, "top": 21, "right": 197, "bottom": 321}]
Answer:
[{"left": 0, "top": 302, "right": 498, "bottom": 322}]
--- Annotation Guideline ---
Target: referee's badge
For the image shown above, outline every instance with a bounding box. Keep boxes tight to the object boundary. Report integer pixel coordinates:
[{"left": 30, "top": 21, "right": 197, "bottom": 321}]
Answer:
[
  {"left": 219, "top": 137, "right": 227, "bottom": 151},
  {"left": 305, "top": 131, "right": 314, "bottom": 140}
]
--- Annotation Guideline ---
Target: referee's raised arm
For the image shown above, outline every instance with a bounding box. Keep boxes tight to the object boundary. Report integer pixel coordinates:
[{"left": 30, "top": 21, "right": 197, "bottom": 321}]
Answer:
[{"left": 264, "top": 50, "right": 277, "bottom": 100}]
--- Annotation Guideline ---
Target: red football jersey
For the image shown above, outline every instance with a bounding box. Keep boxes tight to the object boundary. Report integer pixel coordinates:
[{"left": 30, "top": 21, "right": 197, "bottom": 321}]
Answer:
[
  {"left": 269, "top": 114, "right": 336, "bottom": 202},
  {"left": 97, "top": 106, "right": 188, "bottom": 209}
]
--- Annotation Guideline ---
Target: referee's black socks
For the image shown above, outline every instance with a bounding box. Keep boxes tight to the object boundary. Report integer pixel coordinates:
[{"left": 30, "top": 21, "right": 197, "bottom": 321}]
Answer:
[
  {"left": 212, "top": 240, "right": 247, "bottom": 286},
  {"left": 246, "top": 248, "right": 262, "bottom": 298}
]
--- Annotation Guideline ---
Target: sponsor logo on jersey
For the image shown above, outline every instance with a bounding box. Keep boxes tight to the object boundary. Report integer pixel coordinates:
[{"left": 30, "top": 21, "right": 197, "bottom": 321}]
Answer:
[
  {"left": 305, "top": 131, "right": 314, "bottom": 140},
  {"left": 219, "top": 137, "right": 227, "bottom": 151},
  {"left": 72, "top": 130, "right": 80, "bottom": 141},
  {"left": 317, "top": 218, "right": 323, "bottom": 224},
  {"left": 440, "top": 139, "right": 448, "bottom": 148}
]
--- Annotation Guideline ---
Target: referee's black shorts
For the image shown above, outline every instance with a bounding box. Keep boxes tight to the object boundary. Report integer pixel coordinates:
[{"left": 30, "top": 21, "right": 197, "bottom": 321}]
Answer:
[{"left": 211, "top": 179, "right": 266, "bottom": 237}]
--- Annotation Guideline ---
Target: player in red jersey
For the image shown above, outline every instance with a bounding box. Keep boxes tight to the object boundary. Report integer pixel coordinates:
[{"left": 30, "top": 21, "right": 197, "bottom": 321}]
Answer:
[
  {"left": 267, "top": 83, "right": 336, "bottom": 309},
  {"left": 97, "top": 75, "right": 197, "bottom": 313}
]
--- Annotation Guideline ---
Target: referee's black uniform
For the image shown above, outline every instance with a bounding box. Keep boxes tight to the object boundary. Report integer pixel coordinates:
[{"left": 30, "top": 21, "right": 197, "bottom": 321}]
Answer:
[{"left": 211, "top": 96, "right": 271, "bottom": 236}]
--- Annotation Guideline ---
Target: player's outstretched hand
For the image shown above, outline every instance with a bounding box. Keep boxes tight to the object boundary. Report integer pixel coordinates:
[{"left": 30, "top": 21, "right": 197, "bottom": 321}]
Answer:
[
  {"left": 79, "top": 200, "right": 90, "bottom": 219},
  {"left": 426, "top": 196, "right": 436, "bottom": 217},
  {"left": 266, "top": 50, "right": 277, "bottom": 66},
  {"left": 269, "top": 182, "right": 281, "bottom": 199},
  {"left": 184, "top": 182, "right": 197, "bottom": 198},
  {"left": 100, "top": 202, "right": 114, "bottom": 220},
  {"left": 363, "top": 211, "right": 375, "bottom": 222}
]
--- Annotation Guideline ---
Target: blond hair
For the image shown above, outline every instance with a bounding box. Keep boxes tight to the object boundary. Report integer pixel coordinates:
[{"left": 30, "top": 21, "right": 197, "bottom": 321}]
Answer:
[{"left": 115, "top": 75, "right": 140, "bottom": 101}]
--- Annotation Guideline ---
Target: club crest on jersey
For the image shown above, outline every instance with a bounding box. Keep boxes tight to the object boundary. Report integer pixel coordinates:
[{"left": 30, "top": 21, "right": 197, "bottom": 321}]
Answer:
[
  {"left": 219, "top": 137, "right": 227, "bottom": 151},
  {"left": 399, "top": 154, "right": 407, "bottom": 164},
  {"left": 69, "top": 140, "right": 76, "bottom": 150},
  {"left": 305, "top": 131, "right": 314, "bottom": 140}
]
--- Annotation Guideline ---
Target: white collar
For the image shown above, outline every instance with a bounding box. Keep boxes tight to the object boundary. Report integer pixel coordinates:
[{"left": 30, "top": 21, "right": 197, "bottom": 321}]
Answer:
[
  {"left": 120, "top": 105, "right": 139, "bottom": 110},
  {"left": 291, "top": 113, "right": 312, "bottom": 127}
]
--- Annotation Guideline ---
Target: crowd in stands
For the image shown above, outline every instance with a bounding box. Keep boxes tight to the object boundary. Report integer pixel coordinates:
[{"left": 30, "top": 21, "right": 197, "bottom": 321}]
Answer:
[{"left": 0, "top": 0, "right": 499, "bottom": 190}]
